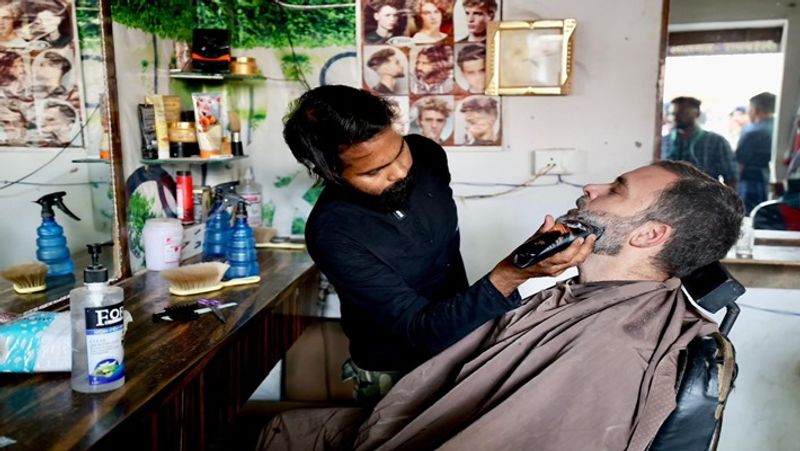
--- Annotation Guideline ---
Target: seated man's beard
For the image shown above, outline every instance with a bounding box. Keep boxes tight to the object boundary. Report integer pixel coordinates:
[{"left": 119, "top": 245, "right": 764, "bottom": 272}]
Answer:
[
  {"left": 342, "top": 175, "right": 414, "bottom": 213},
  {"left": 559, "top": 197, "right": 649, "bottom": 255}
]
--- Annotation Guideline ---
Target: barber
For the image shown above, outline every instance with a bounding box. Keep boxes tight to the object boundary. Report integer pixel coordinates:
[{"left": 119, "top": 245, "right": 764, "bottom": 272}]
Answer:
[{"left": 283, "top": 86, "right": 595, "bottom": 404}]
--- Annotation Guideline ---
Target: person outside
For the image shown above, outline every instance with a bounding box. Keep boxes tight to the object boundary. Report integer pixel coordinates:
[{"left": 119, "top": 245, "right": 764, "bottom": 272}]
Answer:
[
  {"left": 661, "top": 96, "right": 737, "bottom": 189},
  {"left": 736, "top": 92, "right": 776, "bottom": 213}
]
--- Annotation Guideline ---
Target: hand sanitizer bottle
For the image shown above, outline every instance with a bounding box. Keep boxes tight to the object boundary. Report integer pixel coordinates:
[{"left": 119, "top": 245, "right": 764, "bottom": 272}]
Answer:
[{"left": 70, "top": 244, "right": 125, "bottom": 393}]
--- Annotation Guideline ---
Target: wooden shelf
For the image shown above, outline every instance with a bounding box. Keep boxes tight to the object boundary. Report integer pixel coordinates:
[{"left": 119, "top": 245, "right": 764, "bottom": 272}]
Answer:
[
  {"left": 140, "top": 155, "right": 248, "bottom": 165},
  {"left": 71, "top": 158, "right": 110, "bottom": 164}
]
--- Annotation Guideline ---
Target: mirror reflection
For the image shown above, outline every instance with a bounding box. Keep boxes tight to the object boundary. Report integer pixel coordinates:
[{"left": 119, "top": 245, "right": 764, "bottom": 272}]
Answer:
[
  {"left": 0, "top": 0, "right": 117, "bottom": 310},
  {"left": 663, "top": 0, "right": 800, "bottom": 233}
]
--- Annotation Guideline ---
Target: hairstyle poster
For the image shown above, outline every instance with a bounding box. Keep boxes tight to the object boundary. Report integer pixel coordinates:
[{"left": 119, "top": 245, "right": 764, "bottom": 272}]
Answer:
[
  {"left": 0, "top": 0, "right": 83, "bottom": 148},
  {"left": 359, "top": 0, "right": 502, "bottom": 149}
]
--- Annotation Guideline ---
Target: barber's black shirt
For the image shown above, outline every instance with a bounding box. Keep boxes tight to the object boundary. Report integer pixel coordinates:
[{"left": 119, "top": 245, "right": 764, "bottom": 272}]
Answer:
[{"left": 305, "top": 134, "right": 520, "bottom": 372}]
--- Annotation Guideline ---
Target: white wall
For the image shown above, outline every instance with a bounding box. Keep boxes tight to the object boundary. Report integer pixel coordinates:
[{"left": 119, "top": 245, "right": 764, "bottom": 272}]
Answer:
[
  {"left": 453, "top": 0, "right": 664, "bottom": 281},
  {"left": 669, "top": 0, "right": 800, "bottom": 180}
]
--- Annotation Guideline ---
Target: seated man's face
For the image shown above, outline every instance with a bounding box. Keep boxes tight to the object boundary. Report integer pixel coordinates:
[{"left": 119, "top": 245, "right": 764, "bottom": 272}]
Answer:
[
  {"left": 460, "top": 59, "right": 485, "bottom": 92},
  {"left": 374, "top": 5, "right": 399, "bottom": 33},
  {"left": 464, "top": 6, "right": 492, "bottom": 36},
  {"left": 464, "top": 110, "right": 495, "bottom": 139},
  {"left": 419, "top": 109, "right": 447, "bottom": 140},
  {"left": 377, "top": 55, "right": 404, "bottom": 78},
  {"left": 562, "top": 165, "right": 678, "bottom": 255}
]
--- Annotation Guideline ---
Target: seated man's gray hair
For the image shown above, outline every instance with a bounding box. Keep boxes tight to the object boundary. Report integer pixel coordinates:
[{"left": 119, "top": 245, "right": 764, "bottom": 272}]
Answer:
[{"left": 647, "top": 160, "right": 744, "bottom": 277}]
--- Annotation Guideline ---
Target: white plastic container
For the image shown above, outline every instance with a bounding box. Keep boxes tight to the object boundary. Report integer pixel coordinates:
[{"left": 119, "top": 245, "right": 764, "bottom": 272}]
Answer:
[{"left": 142, "top": 218, "right": 183, "bottom": 271}]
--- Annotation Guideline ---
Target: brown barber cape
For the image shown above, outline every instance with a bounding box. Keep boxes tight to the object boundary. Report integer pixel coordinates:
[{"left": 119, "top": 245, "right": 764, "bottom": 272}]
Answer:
[{"left": 261, "top": 278, "right": 718, "bottom": 451}]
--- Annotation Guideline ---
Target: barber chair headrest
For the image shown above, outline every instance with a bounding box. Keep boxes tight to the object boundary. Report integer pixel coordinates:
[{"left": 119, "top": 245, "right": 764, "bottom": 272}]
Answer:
[
  {"left": 681, "top": 261, "right": 745, "bottom": 336},
  {"left": 680, "top": 261, "right": 745, "bottom": 313}
]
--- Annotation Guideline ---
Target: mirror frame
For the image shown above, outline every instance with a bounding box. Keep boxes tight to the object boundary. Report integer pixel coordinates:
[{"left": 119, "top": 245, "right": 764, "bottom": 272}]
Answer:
[{"left": 100, "top": 0, "right": 130, "bottom": 281}]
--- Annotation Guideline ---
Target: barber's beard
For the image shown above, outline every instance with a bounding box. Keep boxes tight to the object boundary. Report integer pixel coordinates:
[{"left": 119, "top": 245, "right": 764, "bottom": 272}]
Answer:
[
  {"left": 559, "top": 196, "right": 648, "bottom": 255},
  {"left": 342, "top": 175, "right": 414, "bottom": 213}
]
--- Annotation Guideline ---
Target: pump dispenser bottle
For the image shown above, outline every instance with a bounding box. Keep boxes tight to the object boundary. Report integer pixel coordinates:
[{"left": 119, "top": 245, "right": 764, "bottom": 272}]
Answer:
[
  {"left": 225, "top": 200, "right": 259, "bottom": 280},
  {"left": 34, "top": 192, "right": 81, "bottom": 278},
  {"left": 70, "top": 244, "right": 125, "bottom": 393}
]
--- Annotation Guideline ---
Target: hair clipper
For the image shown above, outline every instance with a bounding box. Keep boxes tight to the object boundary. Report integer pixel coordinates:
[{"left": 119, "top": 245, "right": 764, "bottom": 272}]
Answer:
[{"left": 512, "top": 219, "right": 604, "bottom": 269}]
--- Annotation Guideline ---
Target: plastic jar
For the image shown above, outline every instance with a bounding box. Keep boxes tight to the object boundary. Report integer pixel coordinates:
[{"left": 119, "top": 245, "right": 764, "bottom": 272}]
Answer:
[{"left": 142, "top": 218, "right": 183, "bottom": 271}]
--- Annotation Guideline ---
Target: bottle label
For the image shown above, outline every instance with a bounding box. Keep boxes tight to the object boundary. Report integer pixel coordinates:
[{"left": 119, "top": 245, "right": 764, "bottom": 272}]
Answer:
[
  {"left": 242, "top": 193, "right": 263, "bottom": 227},
  {"left": 84, "top": 302, "right": 125, "bottom": 385},
  {"left": 164, "top": 235, "right": 181, "bottom": 264}
]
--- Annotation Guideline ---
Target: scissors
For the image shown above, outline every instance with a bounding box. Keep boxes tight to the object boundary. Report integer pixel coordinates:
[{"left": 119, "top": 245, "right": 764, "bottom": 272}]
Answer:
[{"left": 198, "top": 299, "right": 226, "bottom": 324}]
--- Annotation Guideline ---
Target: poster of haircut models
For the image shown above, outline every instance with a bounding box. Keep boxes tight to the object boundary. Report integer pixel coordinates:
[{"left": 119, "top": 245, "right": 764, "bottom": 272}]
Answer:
[
  {"left": 0, "top": 0, "right": 83, "bottom": 148},
  {"left": 360, "top": 0, "right": 502, "bottom": 148}
]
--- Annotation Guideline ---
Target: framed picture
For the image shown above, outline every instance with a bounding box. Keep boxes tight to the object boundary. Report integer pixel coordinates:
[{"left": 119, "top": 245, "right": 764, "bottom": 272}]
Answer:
[{"left": 485, "top": 19, "right": 576, "bottom": 95}]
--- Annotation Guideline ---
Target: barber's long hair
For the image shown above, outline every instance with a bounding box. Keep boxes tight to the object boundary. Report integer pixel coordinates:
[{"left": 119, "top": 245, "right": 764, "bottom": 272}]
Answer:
[
  {"left": 283, "top": 85, "right": 397, "bottom": 186},
  {"left": 648, "top": 160, "right": 744, "bottom": 277}
]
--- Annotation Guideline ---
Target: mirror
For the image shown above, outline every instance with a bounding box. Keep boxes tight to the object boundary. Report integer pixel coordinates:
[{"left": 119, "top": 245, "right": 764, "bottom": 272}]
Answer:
[
  {"left": 662, "top": 0, "right": 799, "bottom": 229},
  {"left": 0, "top": 0, "right": 127, "bottom": 313}
]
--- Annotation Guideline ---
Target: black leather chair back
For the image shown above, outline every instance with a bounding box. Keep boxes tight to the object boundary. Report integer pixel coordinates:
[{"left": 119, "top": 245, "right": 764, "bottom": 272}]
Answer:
[{"left": 648, "top": 262, "right": 744, "bottom": 451}]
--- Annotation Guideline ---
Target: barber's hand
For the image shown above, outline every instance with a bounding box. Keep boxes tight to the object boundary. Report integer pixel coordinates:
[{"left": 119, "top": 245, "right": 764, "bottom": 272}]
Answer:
[
  {"left": 515, "top": 215, "right": 597, "bottom": 278},
  {"left": 488, "top": 215, "right": 597, "bottom": 297}
]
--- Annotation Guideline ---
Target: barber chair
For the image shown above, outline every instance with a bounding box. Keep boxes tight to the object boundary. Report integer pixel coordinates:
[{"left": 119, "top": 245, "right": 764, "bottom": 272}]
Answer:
[
  {"left": 751, "top": 197, "right": 800, "bottom": 231},
  {"left": 649, "top": 262, "right": 745, "bottom": 451}
]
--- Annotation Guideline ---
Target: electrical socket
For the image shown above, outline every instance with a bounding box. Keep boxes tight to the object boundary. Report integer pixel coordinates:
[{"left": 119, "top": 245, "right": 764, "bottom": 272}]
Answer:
[{"left": 532, "top": 149, "right": 581, "bottom": 175}]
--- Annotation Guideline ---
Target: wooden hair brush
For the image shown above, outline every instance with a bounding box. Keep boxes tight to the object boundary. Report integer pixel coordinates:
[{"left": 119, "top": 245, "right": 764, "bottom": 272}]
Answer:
[
  {"left": 160, "top": 262, "right": 261, "bottom": 296},
  {"left": 0, "top": 262, "right": 48, "bottom": 294}
]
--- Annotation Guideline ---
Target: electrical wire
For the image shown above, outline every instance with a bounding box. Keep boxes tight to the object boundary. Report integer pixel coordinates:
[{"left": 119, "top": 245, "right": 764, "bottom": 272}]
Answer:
[
  {"left": 0, "top": 105, "right": 101, "bottom": 192},
  {"left": 0, "top": 180, "right": 109, "bottom": 187},
  {"left": 452, "top": 165, "right": 591, "bottom": 200},
  {"left": 274, "top": 0, "right": 356, "bottom": 10}
]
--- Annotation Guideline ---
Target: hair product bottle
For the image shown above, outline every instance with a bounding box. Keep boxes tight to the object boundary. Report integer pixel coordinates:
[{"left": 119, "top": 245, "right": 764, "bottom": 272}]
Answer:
[{"left": 70, "top": 244, "right": 125, "bottom": 393}]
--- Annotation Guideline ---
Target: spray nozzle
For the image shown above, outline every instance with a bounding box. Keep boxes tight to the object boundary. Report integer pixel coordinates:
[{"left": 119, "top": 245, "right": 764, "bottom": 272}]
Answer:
[
  {"left": 84, "top": 242, "right": 108, "bottom": 283},
  {"left": 235, "top": 200, "right": 248, "bottom": 218},
  {"left": 34, "top": 191, "right": 81, "bottom": 221},
  {"left": 213, "top": 181, "right": 239, "bottom": 197}
]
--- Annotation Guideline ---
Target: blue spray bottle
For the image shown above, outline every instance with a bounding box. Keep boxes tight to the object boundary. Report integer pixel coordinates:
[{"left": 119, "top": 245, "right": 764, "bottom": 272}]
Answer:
[
  {"left": 225, "top": 200, "right": 260, "bottom": 280},
  {"left": 34, "top": 192, "right": 81, "bottom": 279},
  {"left": 202, "top": 182, "right": 238, "bottom": 262}
]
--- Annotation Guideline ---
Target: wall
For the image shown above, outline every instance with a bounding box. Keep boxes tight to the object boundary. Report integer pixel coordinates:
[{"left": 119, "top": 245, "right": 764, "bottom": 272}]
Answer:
[
  {"left": 453, "top": 0, "right": 664, "bottom": 283},
  {"left": 107, "top": 0, "right": 664, "bottom": 280},
  {"left": 669, "top": 0, "right": 800, "bottom": 180}
]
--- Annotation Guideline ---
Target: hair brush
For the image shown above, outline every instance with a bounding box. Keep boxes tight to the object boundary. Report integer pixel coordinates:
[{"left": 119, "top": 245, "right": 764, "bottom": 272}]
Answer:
[
  {"left": 0, "top": 262, "right": 48, "bottom": 294},
  {"left": 160, "top": 262, "right": 261, "bottom": 296}
]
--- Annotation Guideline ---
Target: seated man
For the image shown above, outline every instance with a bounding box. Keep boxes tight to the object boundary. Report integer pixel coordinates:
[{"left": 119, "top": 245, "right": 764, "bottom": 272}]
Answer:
[{"left": 261, "top": 160, "right": 744, "bottom": 451}]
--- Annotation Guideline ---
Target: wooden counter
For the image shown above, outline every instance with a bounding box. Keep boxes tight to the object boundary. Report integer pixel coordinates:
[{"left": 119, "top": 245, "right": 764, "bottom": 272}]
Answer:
[
  {"left": 0, "top": 249, "right": 320, "bottom": 450},
  {"left": 722, "top": 230, "right": 800, "bottom": 289}
]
